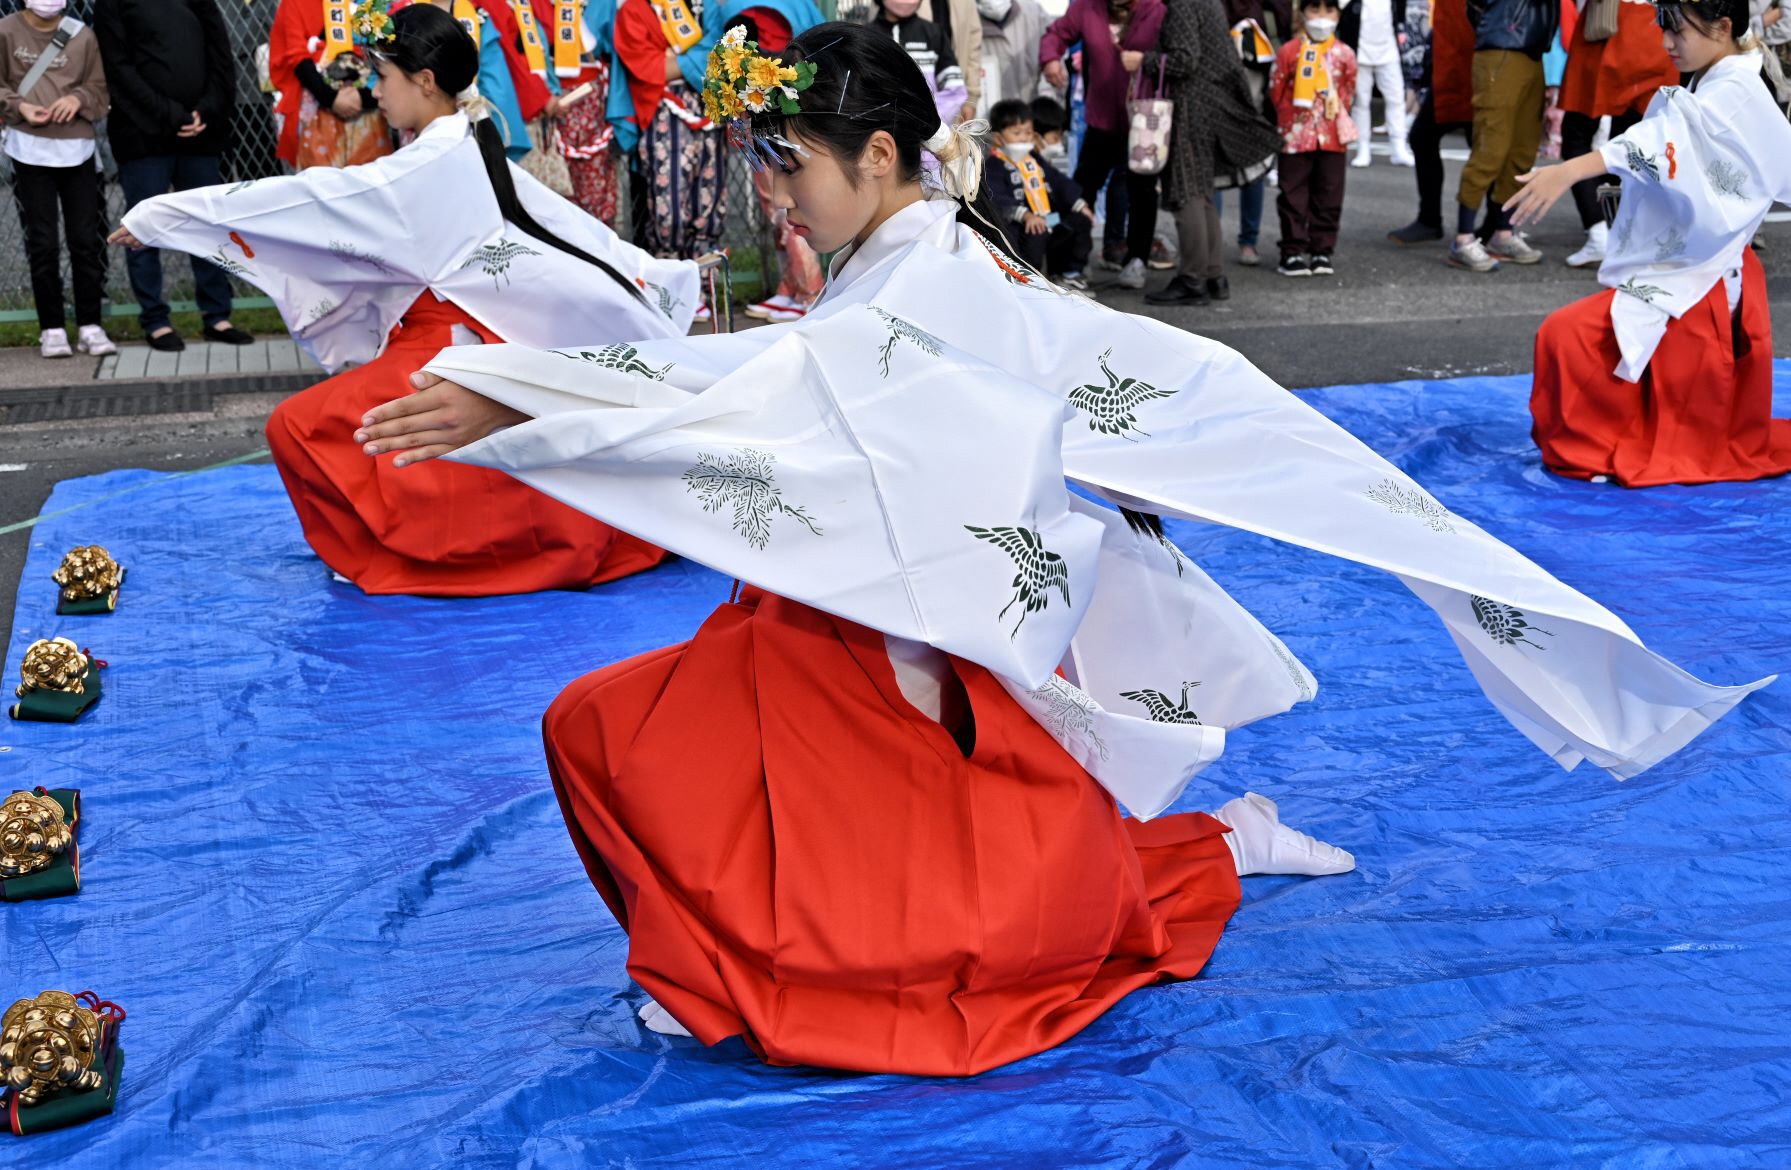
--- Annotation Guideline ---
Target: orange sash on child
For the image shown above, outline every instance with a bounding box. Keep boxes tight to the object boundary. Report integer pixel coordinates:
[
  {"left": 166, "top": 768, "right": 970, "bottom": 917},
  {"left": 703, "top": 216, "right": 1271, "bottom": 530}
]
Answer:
[
  {"left": 995, "top": 149, "right": 1052, "bottom": 214},
  {"left": 651, "top": 0, "right": 704, "bottom": 52}
]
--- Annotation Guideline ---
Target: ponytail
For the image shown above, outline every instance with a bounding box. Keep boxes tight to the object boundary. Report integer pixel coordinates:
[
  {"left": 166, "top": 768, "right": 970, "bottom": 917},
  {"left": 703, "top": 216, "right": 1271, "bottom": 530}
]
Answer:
[{"left": 471, "top": 116, "right": 647, "bottom": 306}]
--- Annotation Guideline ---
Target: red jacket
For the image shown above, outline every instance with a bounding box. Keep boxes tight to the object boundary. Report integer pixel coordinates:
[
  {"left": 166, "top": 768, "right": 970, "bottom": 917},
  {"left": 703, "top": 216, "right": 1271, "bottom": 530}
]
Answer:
[{"left": 1039, "top": 0, "right": 1167, "bottom": 134}]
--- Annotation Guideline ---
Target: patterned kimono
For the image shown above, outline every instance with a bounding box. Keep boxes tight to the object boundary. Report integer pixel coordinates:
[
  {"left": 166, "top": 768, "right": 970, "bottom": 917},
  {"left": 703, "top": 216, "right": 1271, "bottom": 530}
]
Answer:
[
  {"left": 612, "top": 0, "right": 726, "bottom": 257},
  {"left": 1532, "top": 51, "right": 1791, "bottom": 486},
  {"left": 413, "top": 198, "right": 1769, "bottom": 1073}
]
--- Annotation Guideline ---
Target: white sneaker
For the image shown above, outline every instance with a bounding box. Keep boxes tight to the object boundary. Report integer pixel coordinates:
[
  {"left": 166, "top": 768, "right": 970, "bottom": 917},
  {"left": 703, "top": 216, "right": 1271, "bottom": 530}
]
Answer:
[
  {"left": 1113, "top": 258, "right": 1146, "bottom": 289},
  {"left": 1389, "top": 142, "right": 1415, "bottom": 167},
  {"left": 39, "top": 328, "right": 71, "bottom": 358},
  {"left": 1447, "top": 236, "right": 1501, "bottom": 273},
  {"left": 1566, "top": 222, "right": 1608, "bottom": 269},
  {"left": 638, "top": 997, "right": 692, "bottom": 1037},
  {"left": 1487, "top": 231, "right": 1544, "bottom": 265},
  {"left": 76, "top": 324, "right": 116, "bottom": 356},
  {"left": 1215, "top": 792, "right": 1356, "bottom": 877},
  {"left": 1350, "top": 144, "right": 1372, "bottom": 169}
]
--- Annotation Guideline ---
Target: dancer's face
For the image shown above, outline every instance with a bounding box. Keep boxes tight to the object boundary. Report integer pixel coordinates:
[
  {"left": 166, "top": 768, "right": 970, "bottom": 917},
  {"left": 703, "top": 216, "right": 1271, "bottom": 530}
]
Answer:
[
  {"left": 371, "top": 58, "right": 453, "bottom": 132},
  {"left": 1661, "top": 16, "right": 1734, "bottom": 73},
  {"left": 765, "top": 128, "right": 907, "bottom": 255}
]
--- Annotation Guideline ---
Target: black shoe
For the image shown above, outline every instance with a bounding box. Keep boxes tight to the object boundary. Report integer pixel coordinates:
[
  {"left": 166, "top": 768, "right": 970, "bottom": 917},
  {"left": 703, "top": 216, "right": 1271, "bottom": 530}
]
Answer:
[
  {"left": 1309, "top": 254, "right": 1334, "bottom": 275},
  {"left": 1144, "top": 275, "right": 1210, "bottom": 306},
  {"left": 1206, "top": 275, "right": 1230, "bottom": 301},
  {"left": 146, "top": 328, "right": 185, "bottom": 352},
  {"left": 1387, "top": 220, "right": 1444, "bottom": 245},
  {"left": 1277, "top": 254, "right": 1312, "bottom": 277},
  {"left": 203, "top": 323, "right": 255, "bottom": 345}
]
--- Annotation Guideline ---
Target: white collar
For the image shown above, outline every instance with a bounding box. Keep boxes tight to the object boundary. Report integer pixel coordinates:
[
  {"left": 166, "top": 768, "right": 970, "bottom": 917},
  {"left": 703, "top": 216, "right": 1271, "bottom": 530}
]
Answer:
[
  {"left": 1699, "top": 49, "right": 1766, "bottom": 87},
  {"left": 416, "top": 112, "right": 472, "bottom": 142},
  {"left": 824, "top": 198, "right": 960, "bottom": 298}
]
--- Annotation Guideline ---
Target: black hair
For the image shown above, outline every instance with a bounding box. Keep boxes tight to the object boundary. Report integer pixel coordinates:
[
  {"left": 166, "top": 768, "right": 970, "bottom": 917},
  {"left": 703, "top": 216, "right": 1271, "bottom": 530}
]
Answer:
[
  {"left": 1299, "top": 0, "right": 1340, "bottom": 12},
  {"left": 750, "top": 22, "right": 1006, "bottom": 242},
  {"left": 988, "top": 99, "right": 1033, "bottom": 133},
  {"left": 1029, "top": 96, "right": 1065, "bottom": 136},
  {"left": 1657, "top": 0, "right": 1742, "bottom": 39},
  {"left": 379, "top": 5, "right": 645, "bottom": 305}
]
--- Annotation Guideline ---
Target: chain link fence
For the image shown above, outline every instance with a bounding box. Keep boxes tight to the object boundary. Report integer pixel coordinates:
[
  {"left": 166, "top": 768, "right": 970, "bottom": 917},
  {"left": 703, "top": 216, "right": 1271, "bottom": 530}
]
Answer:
[{"left": 0, "top": 0, "right": 781, "bottom": 323}]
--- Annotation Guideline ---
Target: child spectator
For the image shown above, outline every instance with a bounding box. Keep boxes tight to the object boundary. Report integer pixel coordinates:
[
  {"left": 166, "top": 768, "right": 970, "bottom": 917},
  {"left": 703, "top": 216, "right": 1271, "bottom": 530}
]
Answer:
[
  {"left": 1269, "top": 0, "right": 1356, "bottom": 276},
  {"left": 0, "top": 0, "right": 113, "bottom": 359},
  {"left": 877, "top": 0, "right": 970, "bottom": 124},
  {"left": 1031, "top": 94, "right": 1072, "bottom": 171},
  {"left": 986, "top": 97, "right": 1095, "bottom": 288}
]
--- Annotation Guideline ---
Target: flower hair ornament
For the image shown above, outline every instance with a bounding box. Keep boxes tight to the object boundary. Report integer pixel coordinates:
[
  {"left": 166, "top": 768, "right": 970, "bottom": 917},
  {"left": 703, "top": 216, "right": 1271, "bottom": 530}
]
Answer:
[
  {"left": 702, "top": 26, "right": 818, "bottom": 171},
  {"left": 351, "top": 0, "right": 397, "bottom": 46}
]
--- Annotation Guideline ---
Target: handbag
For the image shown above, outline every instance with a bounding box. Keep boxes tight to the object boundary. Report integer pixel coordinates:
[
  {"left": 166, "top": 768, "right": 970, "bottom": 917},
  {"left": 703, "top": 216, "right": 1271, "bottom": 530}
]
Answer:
[
  {"left": 1582, "top": 0, "right": 1619, "bottom": 43},
  {"left": 519, "top": 116, "right": 575, "bottom": 197},
  {"left": 1127, "top": 59, "right": 1173, "bottom": 176}
]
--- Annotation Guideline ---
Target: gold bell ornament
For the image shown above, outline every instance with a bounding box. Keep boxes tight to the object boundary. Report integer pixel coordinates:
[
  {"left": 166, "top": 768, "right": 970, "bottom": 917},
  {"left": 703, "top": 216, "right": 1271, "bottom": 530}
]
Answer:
[{"left": 51, "top": 546, "right": 124, "bottom": 615}]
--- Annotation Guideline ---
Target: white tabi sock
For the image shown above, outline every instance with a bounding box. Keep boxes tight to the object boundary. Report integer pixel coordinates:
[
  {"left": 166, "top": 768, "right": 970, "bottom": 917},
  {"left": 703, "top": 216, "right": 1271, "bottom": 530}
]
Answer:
[{"left": 1214, "top": 792, "right": 1356, "bottom": 877}]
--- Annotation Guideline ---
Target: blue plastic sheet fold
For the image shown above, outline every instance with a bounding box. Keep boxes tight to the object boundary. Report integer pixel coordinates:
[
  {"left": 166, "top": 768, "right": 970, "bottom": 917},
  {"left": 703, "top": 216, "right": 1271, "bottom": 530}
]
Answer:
[{"left": 2, "top": 370, "right": 1788, "bottom": 1168}]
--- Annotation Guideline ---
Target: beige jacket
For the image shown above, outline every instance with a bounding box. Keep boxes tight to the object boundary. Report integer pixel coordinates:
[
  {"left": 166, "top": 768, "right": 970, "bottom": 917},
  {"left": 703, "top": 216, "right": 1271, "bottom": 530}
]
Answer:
[{"left": 0, "top": 12, "right": 109, "bottom": 141}]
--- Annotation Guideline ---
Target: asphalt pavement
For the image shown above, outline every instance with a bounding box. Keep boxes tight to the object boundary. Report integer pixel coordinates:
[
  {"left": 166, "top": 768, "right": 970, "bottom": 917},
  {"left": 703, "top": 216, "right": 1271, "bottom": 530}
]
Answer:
[{"left": 3, "top": 147, "right": 1790, "bottom": 654}]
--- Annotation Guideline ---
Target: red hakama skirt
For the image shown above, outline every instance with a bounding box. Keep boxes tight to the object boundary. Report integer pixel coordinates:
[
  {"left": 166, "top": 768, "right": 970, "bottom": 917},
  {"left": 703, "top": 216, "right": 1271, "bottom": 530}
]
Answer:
[
  {"left": 1531, "top": 250, "right": 1791, "bottom": 487},
  {"left": 266, "top": 295, "right": 667, "bottom": 595},
  {"left": 543, "top": 589, "right": 1241, "bottom": 1076}
]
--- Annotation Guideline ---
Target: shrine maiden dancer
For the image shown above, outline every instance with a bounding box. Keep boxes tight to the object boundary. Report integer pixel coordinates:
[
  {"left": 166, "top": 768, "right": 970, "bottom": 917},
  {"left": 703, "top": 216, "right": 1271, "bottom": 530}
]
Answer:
[
  {"left": 113, "top": 2, "right": 698, "bottom": 595},
  {"left": 358, "top": 24, "right": 1771, "bottom": 1072},
  {"left": 1513, "top": 0, "right": 1791, "bottom": 487}
]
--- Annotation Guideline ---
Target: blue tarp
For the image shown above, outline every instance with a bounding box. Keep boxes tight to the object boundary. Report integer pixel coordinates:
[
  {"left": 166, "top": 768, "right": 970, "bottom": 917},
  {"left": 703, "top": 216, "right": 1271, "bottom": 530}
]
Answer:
[{"left": 3, "top": 370, "right": 1789, "bottom": 1169}]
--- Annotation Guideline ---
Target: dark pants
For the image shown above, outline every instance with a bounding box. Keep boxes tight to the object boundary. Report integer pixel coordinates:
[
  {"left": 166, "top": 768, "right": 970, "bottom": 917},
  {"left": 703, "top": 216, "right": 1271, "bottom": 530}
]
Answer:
[
  {"left": 118, "top": 154, "right": 235, "bottom": 332},
  {"left": 1174, "top": 194, "right": 1222, "bottom": 280},
  {"left": 1276, "top": 150, "right": 1347, "bottom": 258},
  {"left": 1561, "top": 110, "right": 1642, "bottom": 230},
  {"left": 1102, "top": 175, "right": 1127, "bottom": 252},
  {"left": 1214, "top": 180, "right": 1265, "bottom": 247},
  {"left": 1074, "top": 127, "right": 1158, "bottom": 264},
  {"left": 13, "top": 157, "right": 107, "bottom": 331},
  {"left": 1409, "top": 90, "right": 1471, "bottom": 229},
  {"left": 1012, "top": 213, "right": 1094, "bottom": 277}
]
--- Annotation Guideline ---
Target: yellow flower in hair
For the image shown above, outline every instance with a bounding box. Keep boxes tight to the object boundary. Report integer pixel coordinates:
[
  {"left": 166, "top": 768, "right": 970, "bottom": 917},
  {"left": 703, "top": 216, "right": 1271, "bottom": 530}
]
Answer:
[
  {"left": 720, "top": 45, "right": 749, "bottom": 78},
  {"left": 746, "top": 56, "right": 786, "bottom": 90}
]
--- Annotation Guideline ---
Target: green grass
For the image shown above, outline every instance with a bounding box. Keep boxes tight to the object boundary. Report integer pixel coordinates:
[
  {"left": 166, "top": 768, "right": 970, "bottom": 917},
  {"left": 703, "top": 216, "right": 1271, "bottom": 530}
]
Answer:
[{"left": 0, "top": 306, "right": 290, "bottom": 348}]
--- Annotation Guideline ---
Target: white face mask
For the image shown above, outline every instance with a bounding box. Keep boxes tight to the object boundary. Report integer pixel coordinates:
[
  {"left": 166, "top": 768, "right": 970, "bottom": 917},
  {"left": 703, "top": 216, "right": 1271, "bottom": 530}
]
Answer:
[
  {"left": 977, "top": 0, "right": 1014, "bottom": 20},
  {"left": 25, "top": 0, "right": 67, "bottom": 17},
  {"left": 1303, "top": 17, "right": 1337, "bottom": 39},
  {"left": 1001, "top": 140, "right": 1034, "bottom": 156}
]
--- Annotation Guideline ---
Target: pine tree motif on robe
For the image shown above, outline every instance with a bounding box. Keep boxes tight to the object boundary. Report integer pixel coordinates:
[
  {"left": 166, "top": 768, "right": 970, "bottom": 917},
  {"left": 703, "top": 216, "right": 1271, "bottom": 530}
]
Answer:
[
  {"left": 682, "top": 449, "right": 823, "bottom": 549},
  {"left": 870, "top": 307, "right": 943, "bottom": 376},
  {"left": 1365, "top": 478, "right": 1456, "bottom": 533},
  {"left": 1023, "top": 675, "right": 1112, "bottom": 760},
  {"left": 1707, "top": 157, "right": 1748, "bottom": 199}
]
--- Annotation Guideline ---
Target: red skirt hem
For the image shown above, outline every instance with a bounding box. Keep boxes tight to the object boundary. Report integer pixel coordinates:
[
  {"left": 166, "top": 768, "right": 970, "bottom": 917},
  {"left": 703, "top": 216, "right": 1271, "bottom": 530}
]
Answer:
[{"left": 543, "top": 591, "right": 1240, "bottom": 1076}]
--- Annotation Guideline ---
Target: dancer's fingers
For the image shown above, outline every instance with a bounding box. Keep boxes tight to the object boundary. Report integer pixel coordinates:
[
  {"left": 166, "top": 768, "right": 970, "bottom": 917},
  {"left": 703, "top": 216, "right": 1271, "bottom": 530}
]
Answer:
[
  {"left": 392, "top": 444, "right": 459, "bottom": 467},
  {"left": 357, "top": 411, "right": 451, "bottom": 447}
]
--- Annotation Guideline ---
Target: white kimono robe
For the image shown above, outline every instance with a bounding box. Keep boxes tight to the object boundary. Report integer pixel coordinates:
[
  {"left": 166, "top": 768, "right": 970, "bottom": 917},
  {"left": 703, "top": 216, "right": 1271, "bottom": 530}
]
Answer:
[
  {"left": 1597, "top": 50, "right": 1791, "bottom": 381},
  {"left": 121, "top": 113, "right": 700, "bottom": 372},
  {"left": 423, "top": 198, "right": 1772, "bottom": 818}
]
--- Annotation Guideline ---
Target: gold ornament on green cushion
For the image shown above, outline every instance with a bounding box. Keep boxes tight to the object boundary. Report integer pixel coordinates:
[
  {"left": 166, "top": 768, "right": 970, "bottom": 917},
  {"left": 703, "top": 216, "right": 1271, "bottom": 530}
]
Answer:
[{"left": 52, "top": 546, "right": 123, "bottom": 616}]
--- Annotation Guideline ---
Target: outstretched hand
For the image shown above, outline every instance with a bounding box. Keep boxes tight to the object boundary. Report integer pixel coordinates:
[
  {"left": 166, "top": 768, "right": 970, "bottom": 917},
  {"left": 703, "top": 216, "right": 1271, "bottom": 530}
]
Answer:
[
  {"left": 354, "top": 372, "right": 530, "bottom": 467},
  {"left": 107, "top": 226, "right": 146, "bottom": 250},
  {"left": 1504, "top": 152, "right": 1608, "bottom": 229}
]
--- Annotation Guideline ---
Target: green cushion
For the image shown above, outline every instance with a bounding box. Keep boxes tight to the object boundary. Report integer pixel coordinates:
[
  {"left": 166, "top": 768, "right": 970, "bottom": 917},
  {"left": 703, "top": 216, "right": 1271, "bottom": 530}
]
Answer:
[
  {"left": 8, "top": 665, "right": 102, "bottom": 723},
  {"left": 9, "top": 1042, "right": 123, "bottom": 1135}
]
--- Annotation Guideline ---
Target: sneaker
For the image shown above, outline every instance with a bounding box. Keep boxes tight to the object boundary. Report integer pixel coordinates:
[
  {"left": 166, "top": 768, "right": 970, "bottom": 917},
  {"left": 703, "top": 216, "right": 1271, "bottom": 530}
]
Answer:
[
  {"left": 1058, "top": 272, "right": 1090, "bottom": 291},
  {"left": 1486, "top": 232, "right": 1543, "bottom": 265},
  {"left": 1277, "top": 254, "right": 1312, "bottom": 277},
  {"left": 1565, "top": 223, "right": 1608, "bottom": 269},
  {"left": 1093, "top": 244, "right": 1125, "bottom": 271},
  {"left": 1309, "top": 254, "right": 1334, "bottom": 276},
  {"left": 40, "top": 328, "right": 71, "bottom": 358},
  {"left": 692, "top": 302, "right": 713, "bottom": 324},
  {"left": 77, "top": 325, "right": 117, "bottom": 356},
  {"left": 1387, "top": 220, "right": 1445, "bottom": 246},
  {"left": 1147, "top": 238, "right": 1176, "bottom": 270},
  {"left": 1350, "top": 145, "right": 1372, "bottom": 169},
  {"left": 1389, "top": 143, "right": 1416, "bottom": 167},
  {"left": 1113, "top": 258, "right": 1146, "bottom": 289},
  {"left": 1237, "top": 245, "right": 1261, "bottom": 267},
  {"left": 1447, "top": 236, "right": 1501, "bottom": 272}
]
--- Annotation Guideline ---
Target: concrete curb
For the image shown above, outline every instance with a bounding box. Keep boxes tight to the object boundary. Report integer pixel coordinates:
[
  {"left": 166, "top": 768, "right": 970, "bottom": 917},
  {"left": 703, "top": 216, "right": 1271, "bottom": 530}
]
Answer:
[{"left": 0, "top": 369, "right": 322, "bottom": 426}]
